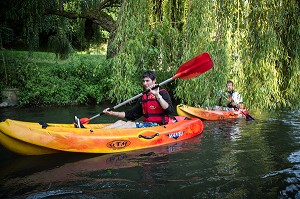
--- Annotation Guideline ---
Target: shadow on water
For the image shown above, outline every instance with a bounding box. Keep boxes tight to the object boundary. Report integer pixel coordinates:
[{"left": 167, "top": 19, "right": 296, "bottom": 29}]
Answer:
[
  {"left": 0, "top": 104, "right": 121, "bottom": 124},
  {"left": 0, "top": 106, "right": 300, "bottom": 198}
]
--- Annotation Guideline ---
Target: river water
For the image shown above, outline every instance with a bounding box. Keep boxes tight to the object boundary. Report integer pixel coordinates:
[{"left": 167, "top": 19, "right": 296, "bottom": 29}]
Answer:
[{"left": 0, "top": 105, "right": 300, "bottom": 198}]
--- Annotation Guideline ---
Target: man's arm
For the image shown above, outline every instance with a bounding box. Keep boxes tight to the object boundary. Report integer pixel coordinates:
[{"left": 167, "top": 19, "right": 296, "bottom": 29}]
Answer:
[
  {"left": 125, "top": 99, "right": 143, "bottom": 121},
  {"left": 159, "top": 90, "right": 174, "bottom": 114}
]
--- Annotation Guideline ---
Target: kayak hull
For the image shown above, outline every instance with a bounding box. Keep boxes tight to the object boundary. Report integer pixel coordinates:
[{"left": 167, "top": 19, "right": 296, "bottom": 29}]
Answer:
[
  {"left": 0, "top": 118, "right": 203, "bottom": 155},
  {"left": 177, "top": 104, "right": 250, "bottom": 121}
]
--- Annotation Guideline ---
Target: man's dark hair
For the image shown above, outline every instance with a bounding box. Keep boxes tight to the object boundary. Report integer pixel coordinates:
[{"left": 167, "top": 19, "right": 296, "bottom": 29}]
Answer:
[
  {"left": 227, "top": 80, "right": 234, "bottom": 85},
  {"left": 142, "top": 71, "right": 156, "bottom": 81}
]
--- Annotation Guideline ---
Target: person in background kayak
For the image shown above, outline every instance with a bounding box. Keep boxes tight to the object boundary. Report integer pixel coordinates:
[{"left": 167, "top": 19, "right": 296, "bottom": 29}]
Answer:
[
  {"left": 219, "top": 80, "right": 244, "bottom": 109},
  {"left": 102, "top": 70, "right": 174, "bottom": 129}
]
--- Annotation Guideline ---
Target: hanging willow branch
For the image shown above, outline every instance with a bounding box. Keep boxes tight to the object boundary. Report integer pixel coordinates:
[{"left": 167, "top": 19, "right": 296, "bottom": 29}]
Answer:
[{"left": 108, "top": 0, "right": 299, "bottom": 110}]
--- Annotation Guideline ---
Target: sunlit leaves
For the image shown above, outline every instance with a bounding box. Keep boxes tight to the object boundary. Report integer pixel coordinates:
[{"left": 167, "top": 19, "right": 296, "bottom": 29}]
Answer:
[{"left": 106, "top": 0, "right": 299, "bottom": 109}]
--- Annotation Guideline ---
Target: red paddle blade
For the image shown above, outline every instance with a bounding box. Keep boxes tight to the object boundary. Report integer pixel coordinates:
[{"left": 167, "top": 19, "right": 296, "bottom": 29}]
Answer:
[
  {"left": 80, "top": 118, "right": 91, "bottom": 124},
  {"left": 174, "top": 52, "right": 213, "bottom": 80}
]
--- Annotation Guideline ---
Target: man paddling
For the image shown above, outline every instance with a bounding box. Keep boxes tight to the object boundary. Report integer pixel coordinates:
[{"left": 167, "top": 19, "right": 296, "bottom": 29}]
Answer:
[
  {"left": 225, "top": 80, "right": 244, "bottom": 109},
  {"left": 74, "top": 52, "right": 214, "bottom": 127},
  {"left": 102, "top": 71, "right": 174, "bottom": 129}
]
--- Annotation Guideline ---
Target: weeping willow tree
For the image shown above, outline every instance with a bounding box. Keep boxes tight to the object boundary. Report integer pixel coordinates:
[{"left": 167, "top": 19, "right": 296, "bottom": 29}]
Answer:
[
  {"left": 216, "top": 0, "right": 300, "bottom": 110},
  {"left": 176, "top": 0, "right": 300, "bottom": 110},
  {"left": 175, "top": 0, "right": 228, "bottom": 107},
  {"left": 243, "top": 0, "right": 300, "bottom": 110},
  {"left": 104, "top": 0, "right": 186, "bottom": 102},
  {"left": 107, "top": 0, "right": 299, "bottom": 110}
]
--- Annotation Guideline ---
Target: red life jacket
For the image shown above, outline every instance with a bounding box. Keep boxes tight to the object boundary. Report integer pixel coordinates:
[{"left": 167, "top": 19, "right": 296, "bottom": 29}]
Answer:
[{"left": 142, "top": 90, "right": 170, "bottom": 124}]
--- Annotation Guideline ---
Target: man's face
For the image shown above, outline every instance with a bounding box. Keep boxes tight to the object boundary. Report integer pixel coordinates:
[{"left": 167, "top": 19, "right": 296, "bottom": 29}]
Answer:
[
  {"left": 227, "top": 82, "right": 233, "bottom": 91},
  {"left": 142, "top": 77, "right": 156, "bottom": 89}
]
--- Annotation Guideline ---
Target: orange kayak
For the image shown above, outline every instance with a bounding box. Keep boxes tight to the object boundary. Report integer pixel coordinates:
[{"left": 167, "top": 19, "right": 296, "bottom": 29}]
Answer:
[
  {"left": 0, "top": 118, "right": 203, "bottom": 155},
  {"left": 177, "top": 104, "right": 250, "bottom": 121}
]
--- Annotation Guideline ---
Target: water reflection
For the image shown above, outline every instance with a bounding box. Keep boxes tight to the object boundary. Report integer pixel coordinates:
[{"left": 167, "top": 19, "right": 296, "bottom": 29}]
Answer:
[
  {"left": 0, "top": 137, "right": 202, "bottom": 198},
  {"left": 204, "top": 119, "right": 248, "bottom": 142}
]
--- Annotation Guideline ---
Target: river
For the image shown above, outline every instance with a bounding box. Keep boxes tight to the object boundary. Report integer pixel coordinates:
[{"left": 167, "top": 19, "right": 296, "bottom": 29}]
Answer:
[{"left": 0, "top": 105, "right": 299, "bottom": 198}]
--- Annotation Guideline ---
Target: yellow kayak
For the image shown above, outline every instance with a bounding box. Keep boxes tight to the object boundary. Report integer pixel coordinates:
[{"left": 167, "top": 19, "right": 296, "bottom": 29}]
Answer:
[{"left": 0, "top": 118, "right": 204, "bottom": 155}]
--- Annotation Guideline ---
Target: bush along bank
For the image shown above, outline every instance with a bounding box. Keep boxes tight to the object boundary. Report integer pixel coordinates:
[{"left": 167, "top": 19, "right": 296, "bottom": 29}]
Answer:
[{"left": 0, "top": 51, "right": 110, "bottom": 106}]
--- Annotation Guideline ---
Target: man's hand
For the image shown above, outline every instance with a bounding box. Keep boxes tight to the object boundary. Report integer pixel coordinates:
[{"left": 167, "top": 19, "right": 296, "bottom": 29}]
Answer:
[{"left": 149, "top": 84, "right": 159, "bottom": 96}]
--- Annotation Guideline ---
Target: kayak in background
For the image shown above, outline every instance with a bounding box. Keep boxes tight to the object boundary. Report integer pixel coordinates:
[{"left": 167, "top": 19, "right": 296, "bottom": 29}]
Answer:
[{"left": 177, "top": 104, "right": 251, "bottom": 121}]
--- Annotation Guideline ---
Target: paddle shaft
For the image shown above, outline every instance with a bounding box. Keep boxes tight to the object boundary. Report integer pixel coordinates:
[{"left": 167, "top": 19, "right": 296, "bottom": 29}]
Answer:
[
  {"left": 100, "top": 54, "right": 211, "bottom": 115},
  {"left": 232, "top": 107, "right": 255, "bottom": 120},
  {"left": 239, "top": 109, "right": 255, "bottom": 120}
]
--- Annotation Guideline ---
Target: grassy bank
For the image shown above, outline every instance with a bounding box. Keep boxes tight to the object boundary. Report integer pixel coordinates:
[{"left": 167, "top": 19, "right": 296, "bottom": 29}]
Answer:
[{"left": 0, "top": 50, "right": 109, "bottom": 106}]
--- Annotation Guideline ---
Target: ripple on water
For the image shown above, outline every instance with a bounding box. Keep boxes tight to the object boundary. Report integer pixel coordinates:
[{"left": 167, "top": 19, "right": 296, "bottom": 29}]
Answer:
[
  {"left": 288, "top": 150, "right": 300, "bottom": 164},
  {"left": 262, "top": 150, "right": 300, "bottom": 199},
  {"left": 15, "top": 189, "right": 83, "bottom": 199}
]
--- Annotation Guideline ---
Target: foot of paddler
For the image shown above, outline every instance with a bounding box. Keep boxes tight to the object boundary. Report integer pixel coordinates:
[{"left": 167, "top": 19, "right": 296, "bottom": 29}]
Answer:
[{"left": 74, "top": 116, "right": 85, "bottom": 128}]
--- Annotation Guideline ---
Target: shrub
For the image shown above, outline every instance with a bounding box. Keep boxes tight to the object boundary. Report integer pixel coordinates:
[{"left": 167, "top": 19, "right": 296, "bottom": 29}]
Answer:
[{"left": 1, "top": 51, "right": 109, "bottom": 106}]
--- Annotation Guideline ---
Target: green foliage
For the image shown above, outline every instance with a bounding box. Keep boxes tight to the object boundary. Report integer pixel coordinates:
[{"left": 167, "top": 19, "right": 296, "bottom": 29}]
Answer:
[
  {"left": 1, "top": 0, "right": 299, "bottom": 110},
  {"left": 0, "top": 51, "right": 26, "bottom": 88},
  {"left": 1, "top": 0, "right": 112, "bottom": 56},
  {"left": 109, "top": 0, "right": 299, "bottom": 110},
  {"left": 48, "top": 33, "right": 73, "bottom": 59},
  {"left": 1, "top": 50, "right": 109, "bottom": 106},
  {"left": 241, "top": 0, "right": 300, "bottom": 110},
  {"left": 107, "top": 0, "right": 188, "bottom": 102},
  {"left": 104, "top": 53, "right": 141, "bottom": 103}
]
